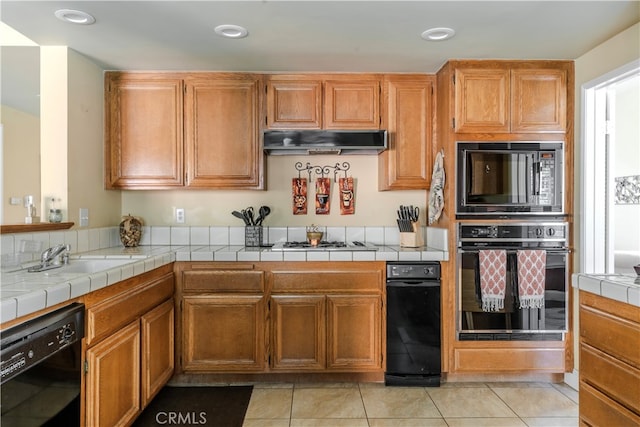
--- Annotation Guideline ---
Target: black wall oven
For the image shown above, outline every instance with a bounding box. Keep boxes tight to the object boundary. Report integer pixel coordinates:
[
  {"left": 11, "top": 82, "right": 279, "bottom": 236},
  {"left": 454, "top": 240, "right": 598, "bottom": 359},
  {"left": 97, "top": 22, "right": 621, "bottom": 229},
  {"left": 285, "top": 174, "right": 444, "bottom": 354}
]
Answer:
[
  {"left": 1, "top": 303, "right": 84, "bottom": 426},
  {"left": 457, "top": 223, "right": 568, "bottom": 341},
  {"left": 456, "top": 141, "right": 564, "bottom": 217}
]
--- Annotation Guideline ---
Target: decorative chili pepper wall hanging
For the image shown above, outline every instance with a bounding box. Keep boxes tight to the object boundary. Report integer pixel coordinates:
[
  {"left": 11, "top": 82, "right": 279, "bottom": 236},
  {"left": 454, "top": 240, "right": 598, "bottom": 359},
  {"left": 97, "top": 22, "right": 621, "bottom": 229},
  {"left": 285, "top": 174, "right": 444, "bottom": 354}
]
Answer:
[{"left": 292, "top": 177, "right": 307, "bottom": 215}]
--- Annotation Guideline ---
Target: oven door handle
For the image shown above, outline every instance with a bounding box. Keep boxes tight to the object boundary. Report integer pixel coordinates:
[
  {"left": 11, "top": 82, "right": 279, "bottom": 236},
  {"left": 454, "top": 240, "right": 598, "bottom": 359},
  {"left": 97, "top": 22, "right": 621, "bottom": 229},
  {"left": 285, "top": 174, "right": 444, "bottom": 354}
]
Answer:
[{"left": 457, "top": 248, "right": 571, "bottom": 254}]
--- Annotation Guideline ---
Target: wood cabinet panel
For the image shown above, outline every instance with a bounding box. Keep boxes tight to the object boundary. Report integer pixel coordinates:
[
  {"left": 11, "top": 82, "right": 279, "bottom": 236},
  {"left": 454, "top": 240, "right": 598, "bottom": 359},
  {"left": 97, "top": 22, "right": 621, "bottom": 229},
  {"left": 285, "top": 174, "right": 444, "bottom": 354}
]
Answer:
[
  {"left": 580, "top": 343, "right": 640, "bottom": 414},
  {"left": 324, "top": 80, "right": 380, "bottom": 129},
  {"left": 453, "top": 347, "right": 565, "bottom": 373},
  {"left": 266, "top": 79, "right": 322, "bottom": 128},
  {"left": 182, "top": 295, "right": 265, "bottom": 371},
  {"left": 327, "top": 295, "right": 381, "bottom": 370},
  {"left": 184, "top": 76, "right": 263, "bottom": 189},
  {"left": 580, "top": 304, "right": 640, "bottom": 367},
  {"left": 86, "top": 321, "right": 141, "bottom": 427},
  {"left": 86, "top": 272, "right": 174, "bottom": 346},
  {"left": 379, "top": 75, "right": 434, "bottom": 190},
  {"left": 271, "top": 264, "right": 383, "bottom": 293},
  {"left": 580, "top": 381, "right": 640, "bottom": 427},
  {"left": 141, "top": 299, "right": 175, "bottom": 407},
  {"left": 271, "top": 295, "right": 326, "bottom": 370},
  {"left": 182, "top": 269, "right": 264, "bottom": 292},
  {"left": 454, "top": 68, "right": 510, "bottom": 133},
  {"left": 105, "top": 74, "right": 184, "bottom": 189},
  {"left": 511, "top": 69, "right": 566, "bottom": 132}
]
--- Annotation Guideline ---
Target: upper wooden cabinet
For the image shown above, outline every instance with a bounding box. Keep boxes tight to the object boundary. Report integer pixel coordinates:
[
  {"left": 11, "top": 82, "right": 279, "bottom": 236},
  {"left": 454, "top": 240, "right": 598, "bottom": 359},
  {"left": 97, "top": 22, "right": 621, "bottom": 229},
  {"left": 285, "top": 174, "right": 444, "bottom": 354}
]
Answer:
[
  {"left": 453, "top": 65, "right": 567, "bottom": 133},
  {"left": 266, "top": 75, "right": 381, "bottom": 129},
  {"left": 105, "top": 74, "right": 184, "bottom": 189},
  {"left": 184, "top": 76, "right": 263, "bottom": 188},
  {"left": 379, "top": 75, "right": 435, "bottom": 190},
  {"left": 105, "top": 72, "right": 264, "bottom": 190}
]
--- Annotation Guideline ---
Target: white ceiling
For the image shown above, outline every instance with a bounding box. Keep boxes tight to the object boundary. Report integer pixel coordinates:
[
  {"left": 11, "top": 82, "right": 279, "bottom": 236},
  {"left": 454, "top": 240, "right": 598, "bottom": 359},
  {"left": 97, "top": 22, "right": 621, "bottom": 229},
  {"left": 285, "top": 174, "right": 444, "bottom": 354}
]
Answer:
[{"left": 1, "top": 1, "right": 639, "bottom": 115}]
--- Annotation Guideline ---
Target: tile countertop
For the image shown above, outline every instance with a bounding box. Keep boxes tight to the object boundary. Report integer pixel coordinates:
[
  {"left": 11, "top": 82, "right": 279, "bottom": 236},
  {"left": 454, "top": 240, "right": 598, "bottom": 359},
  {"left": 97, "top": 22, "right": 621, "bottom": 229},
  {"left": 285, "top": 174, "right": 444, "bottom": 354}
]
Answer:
[
  {"left": 1, "top": 244, "right": 448, "bottom": 324},
  {"left": 572, "top": 273, "right": 640, "bottom": 307}
]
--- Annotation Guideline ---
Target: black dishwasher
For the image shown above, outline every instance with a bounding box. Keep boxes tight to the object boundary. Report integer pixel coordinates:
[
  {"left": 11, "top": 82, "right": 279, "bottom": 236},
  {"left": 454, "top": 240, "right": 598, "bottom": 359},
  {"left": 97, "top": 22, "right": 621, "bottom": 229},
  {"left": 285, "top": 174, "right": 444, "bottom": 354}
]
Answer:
[{"left": 385, "top": 261, "right": 441, "bottom": 386}]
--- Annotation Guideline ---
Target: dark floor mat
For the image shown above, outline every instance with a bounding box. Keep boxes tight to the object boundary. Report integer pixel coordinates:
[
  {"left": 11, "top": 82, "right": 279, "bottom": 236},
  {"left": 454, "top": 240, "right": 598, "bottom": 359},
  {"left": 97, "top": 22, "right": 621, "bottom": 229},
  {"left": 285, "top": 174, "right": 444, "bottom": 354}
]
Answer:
[{"left": 132, "top": 385, "right": 253, "bottom": 427}]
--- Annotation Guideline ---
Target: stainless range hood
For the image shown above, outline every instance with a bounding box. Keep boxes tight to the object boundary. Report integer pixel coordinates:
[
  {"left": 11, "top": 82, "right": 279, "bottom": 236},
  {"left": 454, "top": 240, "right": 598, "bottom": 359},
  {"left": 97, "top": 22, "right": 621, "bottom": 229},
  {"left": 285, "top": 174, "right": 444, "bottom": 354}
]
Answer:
[{"left": 263, "top": 130, "right": 387, "bottom": 155}]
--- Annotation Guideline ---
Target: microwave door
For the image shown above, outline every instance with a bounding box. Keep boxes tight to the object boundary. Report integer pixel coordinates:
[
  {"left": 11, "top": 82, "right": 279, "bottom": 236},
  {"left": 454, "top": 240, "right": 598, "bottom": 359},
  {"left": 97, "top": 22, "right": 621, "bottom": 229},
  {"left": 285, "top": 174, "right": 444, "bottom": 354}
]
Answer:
[{"left": 516, "top": 154, "right": 528, "bottom": 204}]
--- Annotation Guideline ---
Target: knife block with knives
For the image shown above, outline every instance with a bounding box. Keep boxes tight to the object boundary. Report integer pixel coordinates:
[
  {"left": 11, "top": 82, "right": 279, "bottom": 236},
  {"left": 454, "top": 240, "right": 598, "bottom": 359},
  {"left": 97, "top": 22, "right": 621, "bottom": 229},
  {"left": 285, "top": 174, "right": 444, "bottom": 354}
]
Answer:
[
  {"left": 397, "top": 205, "right": 423, "bottom": 248},
  {"left": 399, "top": 222, "right": 424, "bottom": 248}
]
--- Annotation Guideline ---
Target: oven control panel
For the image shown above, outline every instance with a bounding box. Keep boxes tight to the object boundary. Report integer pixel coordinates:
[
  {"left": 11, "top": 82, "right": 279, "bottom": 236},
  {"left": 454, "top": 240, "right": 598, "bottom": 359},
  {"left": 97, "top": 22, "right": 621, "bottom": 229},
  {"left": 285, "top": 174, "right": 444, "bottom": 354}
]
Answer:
[{"left": 459, "top": 223, "right": 567, "bottom": 242}]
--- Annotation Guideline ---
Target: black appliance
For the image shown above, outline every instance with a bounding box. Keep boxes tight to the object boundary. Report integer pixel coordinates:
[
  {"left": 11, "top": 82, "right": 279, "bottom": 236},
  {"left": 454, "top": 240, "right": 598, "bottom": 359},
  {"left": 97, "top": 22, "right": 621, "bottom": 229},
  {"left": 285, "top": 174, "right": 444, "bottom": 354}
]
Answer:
[
  {"left": 456, "top": 141, "right": 564, "bottom": 216},
  {"left": 457, "top": 223, "right": 569, "bottom": 341},
  {"left": 1, "top": 303, "right": 84, "bottom": 426},
  {"left": 385, "top": 261, "right": 441, "bottom": 386},
  {"left": 263, "top": 130, "right": 387, "bottom": 155}
]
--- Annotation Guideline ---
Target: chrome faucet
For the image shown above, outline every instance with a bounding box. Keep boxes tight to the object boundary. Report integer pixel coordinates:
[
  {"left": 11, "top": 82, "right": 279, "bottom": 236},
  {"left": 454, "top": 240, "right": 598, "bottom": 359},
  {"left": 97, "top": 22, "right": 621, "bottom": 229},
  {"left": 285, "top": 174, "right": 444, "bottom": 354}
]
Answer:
[{"left": 28, "top": 244, "right": 71, "bottom": 272}]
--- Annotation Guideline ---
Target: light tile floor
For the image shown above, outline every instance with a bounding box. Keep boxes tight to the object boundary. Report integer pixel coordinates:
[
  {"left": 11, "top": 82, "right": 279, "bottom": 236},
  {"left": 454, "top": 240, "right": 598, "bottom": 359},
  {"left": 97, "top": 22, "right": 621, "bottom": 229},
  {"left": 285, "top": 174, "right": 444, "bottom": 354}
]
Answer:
[{"left": 243, "top": 382, "right": 579, "bottom": 427}]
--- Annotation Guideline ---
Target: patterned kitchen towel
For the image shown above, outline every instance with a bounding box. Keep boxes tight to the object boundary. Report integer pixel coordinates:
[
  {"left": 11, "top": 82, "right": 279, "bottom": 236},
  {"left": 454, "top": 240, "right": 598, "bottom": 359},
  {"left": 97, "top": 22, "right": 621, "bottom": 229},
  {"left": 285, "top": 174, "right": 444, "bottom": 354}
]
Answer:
[
  {"left": 517, "top": 250, "right": 546, "bottom": 309},
  {"left": 479, "top": 249, "right": 507, "bottom": 312}
]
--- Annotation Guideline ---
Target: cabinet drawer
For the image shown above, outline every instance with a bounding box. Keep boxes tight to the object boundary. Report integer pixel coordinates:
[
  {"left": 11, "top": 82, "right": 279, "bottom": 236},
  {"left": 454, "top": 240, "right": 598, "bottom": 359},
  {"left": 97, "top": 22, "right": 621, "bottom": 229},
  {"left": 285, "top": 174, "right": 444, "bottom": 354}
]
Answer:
[
  {"left": 87, "top": 272, "right": 174, "bottom": 345},
  {"left": 580, "top": 343, "right": 640, "bottom": 414},
  {"left": 580, "top": 305, "right": 640, "bottom": 367},
  {"left": 182, "top": 270, "right": 264, "bottom": 292},
  {"left": 271, "top": 268, "right": 383, "bottom": 293},
  {"left": 580, "top": 381, "right": 640, "bottom": 427}
]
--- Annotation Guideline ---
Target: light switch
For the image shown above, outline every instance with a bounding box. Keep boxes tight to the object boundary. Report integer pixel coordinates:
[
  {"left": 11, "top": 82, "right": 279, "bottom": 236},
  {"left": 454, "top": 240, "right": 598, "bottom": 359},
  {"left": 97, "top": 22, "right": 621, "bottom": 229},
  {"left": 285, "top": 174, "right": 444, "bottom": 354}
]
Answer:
[{"left": 79, "top": 208, "right": 89, "bottom": 227}]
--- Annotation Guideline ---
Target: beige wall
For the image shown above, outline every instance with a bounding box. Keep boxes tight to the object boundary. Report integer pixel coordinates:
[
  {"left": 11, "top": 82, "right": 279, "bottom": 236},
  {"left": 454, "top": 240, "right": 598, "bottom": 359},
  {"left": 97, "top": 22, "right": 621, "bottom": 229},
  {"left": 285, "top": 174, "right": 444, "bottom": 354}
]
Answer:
[
  {"left": 1, "top": 105, "right": 40, "bottom": 223},
  {"left": 67, "top": 49, "right": 121, "bottom": 228},
  {"left": 122, "top": 155, "right": 427, "bottom": 227}
]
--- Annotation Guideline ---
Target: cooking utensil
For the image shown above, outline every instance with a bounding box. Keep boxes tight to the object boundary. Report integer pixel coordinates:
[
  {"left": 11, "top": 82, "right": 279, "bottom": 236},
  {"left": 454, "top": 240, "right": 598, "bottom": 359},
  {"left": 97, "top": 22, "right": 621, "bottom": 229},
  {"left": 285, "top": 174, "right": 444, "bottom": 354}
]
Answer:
[
  {"left": 232, "top": 210, "right": 249, "bottom": 225},
  {"left": 242, "top": 207, "right": 255, "bottom": 226},
  {"left": 256, "top": 206, "right": 271, "bottom": 225}
]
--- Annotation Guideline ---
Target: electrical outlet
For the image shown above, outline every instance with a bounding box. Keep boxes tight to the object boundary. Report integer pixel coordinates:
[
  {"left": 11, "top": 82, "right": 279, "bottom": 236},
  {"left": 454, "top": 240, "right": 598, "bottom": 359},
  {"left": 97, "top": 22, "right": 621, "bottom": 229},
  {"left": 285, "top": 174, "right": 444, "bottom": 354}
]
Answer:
[{"left": 176, "top": 208, "right": 185, "bottom": 224}]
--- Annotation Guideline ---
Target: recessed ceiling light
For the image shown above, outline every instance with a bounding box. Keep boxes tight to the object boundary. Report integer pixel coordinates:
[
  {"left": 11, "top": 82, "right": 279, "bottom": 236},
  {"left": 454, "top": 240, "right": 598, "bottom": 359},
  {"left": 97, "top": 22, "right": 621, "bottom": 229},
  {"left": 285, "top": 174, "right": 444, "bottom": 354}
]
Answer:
[
  {"left": 214, "top": 24, "right": 249, "bottom": 39},
  {"left": 421, "top": 27, "right": 455, "bottom": 41},
  {"left": 54, "top": 9, "right": 96, "bottom": 25}
]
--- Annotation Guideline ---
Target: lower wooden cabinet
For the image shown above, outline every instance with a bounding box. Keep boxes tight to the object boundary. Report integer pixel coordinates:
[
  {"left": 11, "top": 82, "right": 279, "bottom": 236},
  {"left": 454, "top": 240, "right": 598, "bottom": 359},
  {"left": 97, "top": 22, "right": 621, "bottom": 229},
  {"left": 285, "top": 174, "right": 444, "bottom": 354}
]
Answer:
[
  {"left": 579, "top": 291, "right": 640, "bottom": 426},
  {"left": 84, "top": 266, "right": 175, "bottom": 427},
  {"left": 271, "top": 295, "right": 326, "bottom": 370},
  {"left": 86, "top": 321, "right": 141, "bottom": 427},
  {"left": 182, "top": 295, "right": 265, "bottom": 372},
  {"left": 175, "top": 261, "right": 385, "bottom": 376}
]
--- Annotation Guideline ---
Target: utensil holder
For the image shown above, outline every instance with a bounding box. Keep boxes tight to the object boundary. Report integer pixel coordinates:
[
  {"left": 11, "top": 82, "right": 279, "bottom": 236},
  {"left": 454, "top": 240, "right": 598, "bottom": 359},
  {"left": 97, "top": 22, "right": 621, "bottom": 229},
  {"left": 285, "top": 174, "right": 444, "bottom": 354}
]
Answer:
[
  {"left": 399, "top": 222, "right": 424, "bottom": 248},
  {"left": 245, "top": 226, "right": 263, "bottom": 247}
]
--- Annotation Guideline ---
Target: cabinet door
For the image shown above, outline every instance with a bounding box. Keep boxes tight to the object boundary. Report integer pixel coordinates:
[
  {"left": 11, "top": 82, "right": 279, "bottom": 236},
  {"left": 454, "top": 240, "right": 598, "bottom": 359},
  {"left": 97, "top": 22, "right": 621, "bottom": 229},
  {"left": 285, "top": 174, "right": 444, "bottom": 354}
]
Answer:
[
  {"left": 86, "top": 321, "right": 141, "bottom": 427},
  {"left": 105, "top": 74, "right": 184, "bottom": 189},
  {"left": 182, "top": 295, "right": 265, "bottom": 371},
  {"left": 379, "top": 76, "right": 434, "bottom": 190},
  {"left": 266, "top": 79, "right": 322, "bottom": 128},
  {"left": 271, "top": 295, "right": 326, "bottom": 370},
  {"left": 141, "top": 299, "right": 174, "bottom": 407},
  {"left": 327, "top": 295, "right": 382, "bottom": 370},
  {"left": 185, "top": 76, "right": 263, "bottom": 189},
  {"left": 454, "top": 68, "right": 510, "bottom": 133},
  {"left": 511, "top": 69, "right": 566, "bottom": 133},
  {"left": 324, "top": 80, "right": 380, "bottom": 129}
]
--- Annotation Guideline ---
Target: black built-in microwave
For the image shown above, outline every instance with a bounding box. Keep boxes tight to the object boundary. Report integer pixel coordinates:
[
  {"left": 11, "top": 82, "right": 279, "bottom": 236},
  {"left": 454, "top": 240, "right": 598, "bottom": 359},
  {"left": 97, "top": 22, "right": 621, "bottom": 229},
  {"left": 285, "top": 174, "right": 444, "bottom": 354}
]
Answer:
[{"left": 456, "top": 142, "right": 564, "bottom": 217}]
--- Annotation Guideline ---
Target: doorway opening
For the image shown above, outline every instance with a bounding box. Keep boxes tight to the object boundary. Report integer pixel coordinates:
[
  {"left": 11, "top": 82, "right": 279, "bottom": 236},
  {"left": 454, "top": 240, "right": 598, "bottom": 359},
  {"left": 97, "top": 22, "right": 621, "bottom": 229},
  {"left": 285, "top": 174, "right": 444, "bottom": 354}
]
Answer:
[{"left": 581, "top": 59, "right": 640, "bottom": 274}]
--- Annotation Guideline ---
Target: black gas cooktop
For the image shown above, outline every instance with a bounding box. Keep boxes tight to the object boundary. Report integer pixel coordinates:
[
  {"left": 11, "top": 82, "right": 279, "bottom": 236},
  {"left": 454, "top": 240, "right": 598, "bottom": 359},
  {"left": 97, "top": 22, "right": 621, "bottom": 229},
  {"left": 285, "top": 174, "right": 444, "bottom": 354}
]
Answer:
[{"left": 271, "top": 241, "right": 378, "bottom": 251}]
